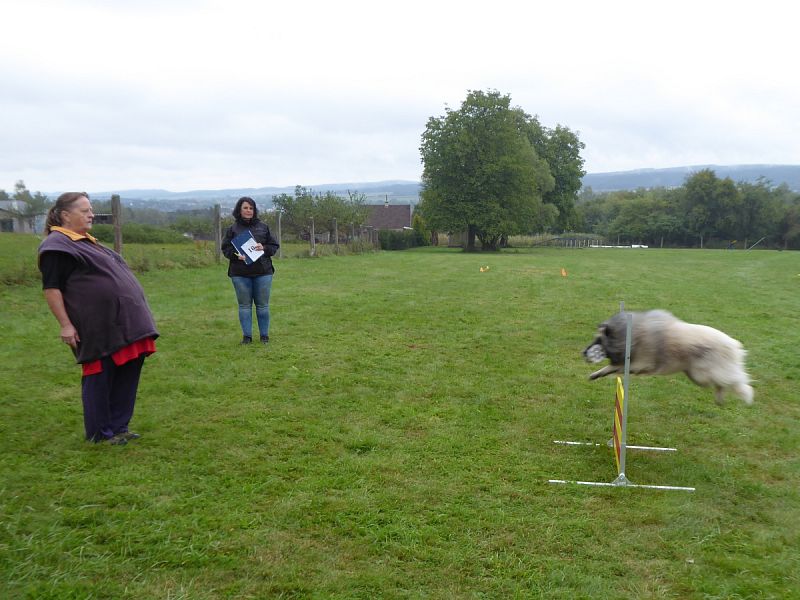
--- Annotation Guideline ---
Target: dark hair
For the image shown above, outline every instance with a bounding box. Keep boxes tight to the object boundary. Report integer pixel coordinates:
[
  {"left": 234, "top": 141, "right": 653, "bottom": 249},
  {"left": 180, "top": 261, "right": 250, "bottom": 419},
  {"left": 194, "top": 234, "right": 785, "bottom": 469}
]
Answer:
[
  {"left": 45, "top": 192, "right": 89, "bottom": 234},
  {"left": 232, "top": 196, "right": 258, "bottom": 224}
]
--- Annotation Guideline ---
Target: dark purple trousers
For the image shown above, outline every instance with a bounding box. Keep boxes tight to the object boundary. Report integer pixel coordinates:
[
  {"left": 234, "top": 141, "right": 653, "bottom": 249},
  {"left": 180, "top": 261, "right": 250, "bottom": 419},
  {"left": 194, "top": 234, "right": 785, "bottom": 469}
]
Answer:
[{"left": 81, "top": 355, "right": 145, "bottom": 442}]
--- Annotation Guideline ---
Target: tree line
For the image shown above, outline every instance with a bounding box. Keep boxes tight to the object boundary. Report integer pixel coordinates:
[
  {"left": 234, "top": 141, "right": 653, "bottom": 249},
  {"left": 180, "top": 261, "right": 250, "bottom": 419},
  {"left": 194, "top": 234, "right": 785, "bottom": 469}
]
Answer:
[
  {"left": 271, "top": 186, "right": 371, "bottom": 240},
  {"left": 576, "top": 170, "right": 800, "bottom": 249},
  {"left": 0, "top": 182, "right": 220, "bottom": 240},
  {"left": 2, "top": 182, "right": 376, "bottom": 244}
]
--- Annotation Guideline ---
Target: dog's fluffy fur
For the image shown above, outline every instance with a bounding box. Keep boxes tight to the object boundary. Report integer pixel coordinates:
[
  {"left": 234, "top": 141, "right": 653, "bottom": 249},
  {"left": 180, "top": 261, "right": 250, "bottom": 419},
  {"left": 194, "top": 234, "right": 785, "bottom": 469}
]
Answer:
[{"left": 582, "top": 310, "right": 753, "bottom": 405}]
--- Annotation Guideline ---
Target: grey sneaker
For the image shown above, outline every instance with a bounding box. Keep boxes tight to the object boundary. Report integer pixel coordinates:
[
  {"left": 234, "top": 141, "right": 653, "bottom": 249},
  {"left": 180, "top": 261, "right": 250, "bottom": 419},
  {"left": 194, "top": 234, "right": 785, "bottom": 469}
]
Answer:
[{"left": 108, "top": 434, "right": 128, "bottom": 446}]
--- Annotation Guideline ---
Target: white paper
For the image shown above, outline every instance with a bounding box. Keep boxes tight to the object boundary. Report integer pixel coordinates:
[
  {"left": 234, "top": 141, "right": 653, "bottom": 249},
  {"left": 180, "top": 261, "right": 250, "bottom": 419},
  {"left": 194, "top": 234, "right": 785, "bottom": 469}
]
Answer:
[{"left": 239, "top": 235, "right": 265, "bottom": 262}]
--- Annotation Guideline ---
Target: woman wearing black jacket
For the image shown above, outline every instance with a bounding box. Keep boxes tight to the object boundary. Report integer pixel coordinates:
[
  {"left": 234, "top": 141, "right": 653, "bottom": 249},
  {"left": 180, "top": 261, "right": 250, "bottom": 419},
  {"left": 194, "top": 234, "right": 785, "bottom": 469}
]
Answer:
[{"left": 221, "top": 197, "right": 280, "bottom": 344}]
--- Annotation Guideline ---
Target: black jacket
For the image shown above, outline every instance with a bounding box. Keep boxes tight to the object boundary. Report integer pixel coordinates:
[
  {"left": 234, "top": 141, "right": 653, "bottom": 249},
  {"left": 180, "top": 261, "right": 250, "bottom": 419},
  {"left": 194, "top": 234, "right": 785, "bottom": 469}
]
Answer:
[{"left": 221, "top": 219, "right": 279, "bottom": 277}]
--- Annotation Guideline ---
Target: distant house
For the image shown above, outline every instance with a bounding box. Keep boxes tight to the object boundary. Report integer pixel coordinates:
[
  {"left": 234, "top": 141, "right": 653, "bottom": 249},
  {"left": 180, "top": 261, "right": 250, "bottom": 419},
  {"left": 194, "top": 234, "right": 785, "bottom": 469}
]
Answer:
[
  {"left": 366, "top": 202, "right": 412, "bottom": 231},
  {"left": 0, "top": 200, "right": 35, "bottom": 233}
]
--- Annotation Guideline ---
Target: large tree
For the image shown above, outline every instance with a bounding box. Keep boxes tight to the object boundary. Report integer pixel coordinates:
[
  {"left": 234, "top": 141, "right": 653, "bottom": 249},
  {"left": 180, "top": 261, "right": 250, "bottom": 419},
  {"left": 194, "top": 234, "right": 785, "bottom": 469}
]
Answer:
[
  {"left": 681, "top": 169, "right": 738, "bottom": 248},
  {"left": 419, "top": 90, "right": 557, "bottom": 250},
  {"left": 734, "top": 179, "right": 783, "bottom": 247},
  {"left": 517, "top": 117, "right": 586, "bottom": 232},
  {"left": 778, "top": 199, "right": 800, "bottom": 250}
]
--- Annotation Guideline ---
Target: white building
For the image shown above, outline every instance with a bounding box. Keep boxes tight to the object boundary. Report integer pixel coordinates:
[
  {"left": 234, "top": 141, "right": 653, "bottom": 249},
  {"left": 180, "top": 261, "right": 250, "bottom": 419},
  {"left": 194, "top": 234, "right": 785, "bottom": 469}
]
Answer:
[{"left": 0, "top": 200, "right": 36, "bottom": 233}]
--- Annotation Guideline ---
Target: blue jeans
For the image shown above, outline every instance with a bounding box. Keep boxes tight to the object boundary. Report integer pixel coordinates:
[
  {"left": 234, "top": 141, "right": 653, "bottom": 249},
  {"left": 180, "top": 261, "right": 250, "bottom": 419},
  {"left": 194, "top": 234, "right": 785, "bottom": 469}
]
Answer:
[{"left": 231, "top": 275, "right": 273, "bottom": 338}]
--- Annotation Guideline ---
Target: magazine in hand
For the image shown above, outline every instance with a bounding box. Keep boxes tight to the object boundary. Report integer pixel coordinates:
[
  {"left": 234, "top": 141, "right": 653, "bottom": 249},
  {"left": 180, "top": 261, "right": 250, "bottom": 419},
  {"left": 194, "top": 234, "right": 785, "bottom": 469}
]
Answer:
[{"left": 231, "top": 230, "right": 265, "bottom": 265}]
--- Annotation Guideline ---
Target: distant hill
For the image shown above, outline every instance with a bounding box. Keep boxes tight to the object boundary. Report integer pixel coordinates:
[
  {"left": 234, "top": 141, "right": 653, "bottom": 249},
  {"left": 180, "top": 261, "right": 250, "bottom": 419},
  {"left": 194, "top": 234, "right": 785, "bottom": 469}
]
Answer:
[
  {"left": 87, "top": 181, "right": 421, "bottom": 210},
  {"left": 79, "top": 165, "right": 800, "bottom": 210},
  {"left": 581, "top": 164, "right": 800, "bottom": 192}
]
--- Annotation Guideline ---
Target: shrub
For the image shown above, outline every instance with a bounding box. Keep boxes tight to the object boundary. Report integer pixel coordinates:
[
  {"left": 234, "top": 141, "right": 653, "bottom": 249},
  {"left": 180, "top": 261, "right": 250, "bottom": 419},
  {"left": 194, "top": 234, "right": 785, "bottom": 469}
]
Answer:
[
  {"left": 378, "top": 229, "right": 419, "bottom": 250},
  {"left": 412, "top": 213, "right": 430, "bottom": 247},
  {"left": 92, "top": 224, "right": 189, "bottom": 244}
]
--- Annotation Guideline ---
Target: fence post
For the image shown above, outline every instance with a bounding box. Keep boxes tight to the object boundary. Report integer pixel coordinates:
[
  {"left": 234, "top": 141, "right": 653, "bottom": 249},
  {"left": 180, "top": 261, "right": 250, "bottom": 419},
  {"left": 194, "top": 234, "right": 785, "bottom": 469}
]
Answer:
[
  {"left": 213, "top": 204, "right": 221, "bottom": 263},
  {"left": 333, "top": 217, "right": 339, "bottom": 254},
  {"left": 276, "top": 210, "right": 282, "bottom": 259},
  {"left": 111, "top": 194, "right": 122, "bottom": 255},
  {"left": 309, "top": 217, "right": 316, "bottom": 257}
]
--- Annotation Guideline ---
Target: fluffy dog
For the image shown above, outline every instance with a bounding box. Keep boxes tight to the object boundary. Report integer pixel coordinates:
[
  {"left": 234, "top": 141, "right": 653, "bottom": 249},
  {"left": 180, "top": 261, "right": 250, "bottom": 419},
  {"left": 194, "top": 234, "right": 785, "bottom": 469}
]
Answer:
[{"left": 583, "top": 310, "right": 753, "bottom": 405}]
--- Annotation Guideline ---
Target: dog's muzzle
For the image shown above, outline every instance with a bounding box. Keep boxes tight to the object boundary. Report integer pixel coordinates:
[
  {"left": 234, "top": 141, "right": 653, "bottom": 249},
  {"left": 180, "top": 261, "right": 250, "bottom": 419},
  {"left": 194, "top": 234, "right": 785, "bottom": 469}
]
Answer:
[{"left": 584, "top": 343, "right": 606, "bottom": 364}]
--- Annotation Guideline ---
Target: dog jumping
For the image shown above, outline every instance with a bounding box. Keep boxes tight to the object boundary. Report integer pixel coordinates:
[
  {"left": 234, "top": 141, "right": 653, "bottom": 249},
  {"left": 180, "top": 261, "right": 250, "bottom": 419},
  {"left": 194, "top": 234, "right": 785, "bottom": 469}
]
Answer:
[{"left": 583, "top": 309, "right": 753, "bottom": 405}]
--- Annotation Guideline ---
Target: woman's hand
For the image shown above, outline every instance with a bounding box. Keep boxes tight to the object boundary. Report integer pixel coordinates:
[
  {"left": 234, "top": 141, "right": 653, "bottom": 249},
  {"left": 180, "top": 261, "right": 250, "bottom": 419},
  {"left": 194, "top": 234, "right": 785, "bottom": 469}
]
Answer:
[
  {"left": 60, "top": 324, "right": 80, "bottom": 349},
  {"left": 44, "top": 289, "right": 81, "bottom": 350},
  {"left": 254, "top": 243, "right": 264, "bottom": 251}
]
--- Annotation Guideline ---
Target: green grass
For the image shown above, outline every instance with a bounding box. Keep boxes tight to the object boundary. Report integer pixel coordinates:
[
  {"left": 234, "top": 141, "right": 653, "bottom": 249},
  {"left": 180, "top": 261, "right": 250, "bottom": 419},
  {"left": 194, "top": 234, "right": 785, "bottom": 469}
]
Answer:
[{"left": 1, "top": 236, "right": 799, "bottom": 598}]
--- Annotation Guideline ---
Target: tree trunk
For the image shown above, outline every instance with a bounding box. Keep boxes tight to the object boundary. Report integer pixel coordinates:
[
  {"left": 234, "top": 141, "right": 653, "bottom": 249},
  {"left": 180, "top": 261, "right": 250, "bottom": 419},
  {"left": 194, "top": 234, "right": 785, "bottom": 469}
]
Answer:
[
  {"left": 480, "top": 235, "right": 500, "bottom": 251},
  {"left": 466, "top": 224, "right": 477, "bottom": 251}
]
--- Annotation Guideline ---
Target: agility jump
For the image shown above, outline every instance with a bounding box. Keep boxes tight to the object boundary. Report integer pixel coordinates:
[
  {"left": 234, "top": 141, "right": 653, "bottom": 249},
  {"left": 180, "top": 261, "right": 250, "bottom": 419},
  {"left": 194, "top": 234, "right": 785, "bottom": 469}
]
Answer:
[{"left": 549, "top": 307, "right": 695, "bottom": 492}]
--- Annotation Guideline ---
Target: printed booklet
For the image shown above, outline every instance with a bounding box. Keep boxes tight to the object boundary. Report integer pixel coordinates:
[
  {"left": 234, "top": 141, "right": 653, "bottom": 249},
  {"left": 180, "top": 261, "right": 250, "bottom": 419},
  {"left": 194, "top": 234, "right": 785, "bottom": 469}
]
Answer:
[{"left": 231, "top": 230, "right": 265, "bottom": 265}]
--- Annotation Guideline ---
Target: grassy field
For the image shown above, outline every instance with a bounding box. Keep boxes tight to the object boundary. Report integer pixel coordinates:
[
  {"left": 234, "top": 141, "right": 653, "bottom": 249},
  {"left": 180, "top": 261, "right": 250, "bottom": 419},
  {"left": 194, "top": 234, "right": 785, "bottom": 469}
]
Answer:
[{"left": 1, "top": 234, "right": 798, "bottom": 599}]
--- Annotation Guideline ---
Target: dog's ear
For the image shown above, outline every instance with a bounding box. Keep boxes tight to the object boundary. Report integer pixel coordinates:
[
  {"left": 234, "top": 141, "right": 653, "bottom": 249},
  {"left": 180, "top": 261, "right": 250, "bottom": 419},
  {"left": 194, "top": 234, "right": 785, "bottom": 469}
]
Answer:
[{"left": 601, "top": 324, "right": 611, "bottom": 338}]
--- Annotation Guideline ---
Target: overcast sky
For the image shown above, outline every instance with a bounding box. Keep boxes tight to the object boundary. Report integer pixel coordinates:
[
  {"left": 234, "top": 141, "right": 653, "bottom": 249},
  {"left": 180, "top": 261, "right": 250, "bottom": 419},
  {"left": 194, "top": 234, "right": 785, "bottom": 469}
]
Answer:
[{"left": 2, "top": 0, "right": 798, "bottom": 194}]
